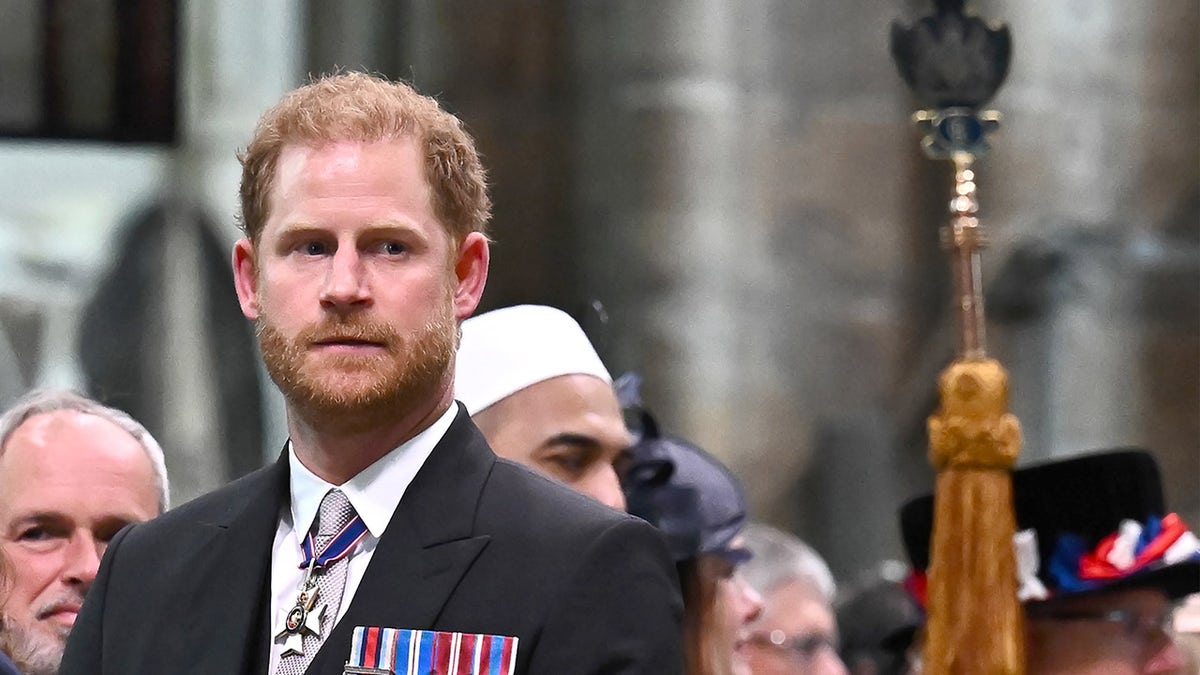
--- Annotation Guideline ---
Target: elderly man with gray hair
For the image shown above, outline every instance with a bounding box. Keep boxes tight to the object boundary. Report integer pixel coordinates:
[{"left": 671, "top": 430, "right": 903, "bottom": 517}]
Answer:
[
  {"left": 0, "top": 389, "right": 167, "bottom": 674},
  {"left": 739, "top": 523, "right": 848, "bottom": 675}
]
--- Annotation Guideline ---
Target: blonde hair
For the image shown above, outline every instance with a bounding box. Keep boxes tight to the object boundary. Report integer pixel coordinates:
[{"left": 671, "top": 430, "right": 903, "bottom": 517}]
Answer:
[{"left": 238, "top": 71, "right": 491, "bottom": 243}]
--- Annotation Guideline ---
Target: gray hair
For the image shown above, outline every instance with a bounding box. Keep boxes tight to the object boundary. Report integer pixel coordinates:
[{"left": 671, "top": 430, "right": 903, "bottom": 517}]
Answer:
[
  {"left": 0, "top": 389, "right": 170, "bottom": 512},
  {"left": 740, "top": 522, "right": 837, "bottom": 604}
]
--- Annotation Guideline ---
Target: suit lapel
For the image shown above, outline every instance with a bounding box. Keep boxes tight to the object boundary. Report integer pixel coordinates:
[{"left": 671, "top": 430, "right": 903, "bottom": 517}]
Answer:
[
  {"left": 308, "top": 406, "right": 494, "bottom": 671},
  {"left": 181, "top": 452, "right": 288, "bottom": 675}
]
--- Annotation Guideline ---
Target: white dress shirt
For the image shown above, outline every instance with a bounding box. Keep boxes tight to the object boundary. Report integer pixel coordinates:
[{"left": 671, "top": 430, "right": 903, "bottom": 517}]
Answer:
[{"left": 266, "top": 405, "right": 456, "bottom": 673}]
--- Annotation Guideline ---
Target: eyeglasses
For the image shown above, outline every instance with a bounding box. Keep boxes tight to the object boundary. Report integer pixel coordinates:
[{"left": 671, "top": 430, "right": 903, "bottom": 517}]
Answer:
[{"left": 746, "top": 629, "right": 839, "bottom": 662}]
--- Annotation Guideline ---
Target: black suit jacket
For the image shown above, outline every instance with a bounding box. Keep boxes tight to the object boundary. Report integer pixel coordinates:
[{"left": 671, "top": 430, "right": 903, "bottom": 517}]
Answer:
[{"left": 60, "top": 407, "right": 683, "bottom": 674}]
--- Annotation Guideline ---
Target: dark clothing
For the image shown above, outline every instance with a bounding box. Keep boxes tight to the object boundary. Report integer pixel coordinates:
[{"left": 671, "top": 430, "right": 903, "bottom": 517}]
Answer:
[
  {"left": 60, "top": 407, "right": 684, "bottom": 674},
  {"left": 0, "top": 650, "right": 18, "bottom": 675}
]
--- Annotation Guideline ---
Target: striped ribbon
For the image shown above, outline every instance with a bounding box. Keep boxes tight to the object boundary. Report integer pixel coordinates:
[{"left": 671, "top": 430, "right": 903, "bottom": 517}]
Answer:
[
  {"left": 346, "top": 627, "right": 518, "bottom": 675},
  {"left": 299, "top": 515, "right": 369, "bottom": 570}
]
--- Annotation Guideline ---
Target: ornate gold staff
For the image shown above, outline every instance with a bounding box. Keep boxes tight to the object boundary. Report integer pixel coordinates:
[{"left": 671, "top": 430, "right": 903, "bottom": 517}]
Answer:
[{"left": 891, "top": 1, "right": 1024, "bottom": 672}]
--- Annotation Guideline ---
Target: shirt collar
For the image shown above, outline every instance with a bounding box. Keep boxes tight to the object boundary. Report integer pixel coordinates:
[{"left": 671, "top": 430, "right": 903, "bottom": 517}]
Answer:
[{"left": 288, "top": 404, "right": 458, "bottom": 539}]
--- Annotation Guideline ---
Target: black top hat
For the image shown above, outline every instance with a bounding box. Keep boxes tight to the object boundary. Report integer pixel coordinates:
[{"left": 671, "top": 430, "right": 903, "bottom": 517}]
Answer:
[
  {"left": 622, "top": 419, "right": 749, "bottom": 565},
  {"left": 900, "top": 449, "right": 1200, "bottom": 604}
]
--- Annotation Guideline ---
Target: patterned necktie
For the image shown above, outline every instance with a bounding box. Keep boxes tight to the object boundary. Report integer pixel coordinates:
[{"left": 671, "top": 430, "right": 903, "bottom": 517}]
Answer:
[{"left": 276, "top": 488, "right": 357, "bottom": 675}]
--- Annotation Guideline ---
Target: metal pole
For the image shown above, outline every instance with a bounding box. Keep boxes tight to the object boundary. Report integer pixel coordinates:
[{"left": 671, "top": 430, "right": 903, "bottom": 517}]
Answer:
[{"left": 892, "top": 2, "right": 1026, "bottom": 672}]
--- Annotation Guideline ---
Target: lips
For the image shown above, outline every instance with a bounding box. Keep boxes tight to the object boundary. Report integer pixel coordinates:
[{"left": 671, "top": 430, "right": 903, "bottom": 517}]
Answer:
[
  {"left": 306, "top": 324, "right": 394, "bottom": 350},
  {"left": 312, "top": 338, "right": 385, "bottom": 347},
  {"left": 38, "top": 602, "right": 82, "bottom": 626}
]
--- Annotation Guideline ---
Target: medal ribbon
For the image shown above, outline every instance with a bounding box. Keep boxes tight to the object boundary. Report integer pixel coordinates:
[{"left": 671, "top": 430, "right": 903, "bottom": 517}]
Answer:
[
  {"left": 348, "top": 627, "right": 520, "bottom": 675},
  {"left": 298, "top": 513, "right": 369, "bottom": 570}
]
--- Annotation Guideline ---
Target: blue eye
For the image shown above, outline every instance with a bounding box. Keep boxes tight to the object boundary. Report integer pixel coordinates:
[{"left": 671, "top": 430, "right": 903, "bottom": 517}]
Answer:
[
  {"left": 303, "top": 241, "right": 326, "bottom": 255},
  {"left": 381, "top": 242, "right": 405, "bottom": 255}
]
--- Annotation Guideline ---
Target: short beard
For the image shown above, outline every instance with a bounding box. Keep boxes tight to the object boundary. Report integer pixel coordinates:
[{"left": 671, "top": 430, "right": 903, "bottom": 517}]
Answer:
[
  {"left": 0, "top": 614, "right": 65, "bottom": 675},
  {"left": 257, "top": 300, "right": 458, "bottom": 434}
]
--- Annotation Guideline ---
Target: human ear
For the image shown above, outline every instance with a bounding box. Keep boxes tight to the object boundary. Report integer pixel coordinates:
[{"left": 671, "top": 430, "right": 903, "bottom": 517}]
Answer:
[
  {"left": 232, "top": 238, "right": 260, "bottom": 320},
  {"left": 452, "top": 232, "right": 489, "bottom": 320}
]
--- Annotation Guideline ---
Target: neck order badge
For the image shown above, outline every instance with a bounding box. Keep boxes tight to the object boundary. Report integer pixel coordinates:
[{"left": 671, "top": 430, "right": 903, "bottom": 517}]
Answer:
[
  {"left": 344, "top": 627, "right": 518, "bottom": 675},
  {"left": 275, "top": 509, "right": 370, "bottom": 658}
]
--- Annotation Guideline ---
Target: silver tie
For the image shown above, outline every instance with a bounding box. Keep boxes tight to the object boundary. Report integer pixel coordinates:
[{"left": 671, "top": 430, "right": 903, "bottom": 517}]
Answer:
[{"left": 276, "top": 488, "right": 357, "bottom": 675}]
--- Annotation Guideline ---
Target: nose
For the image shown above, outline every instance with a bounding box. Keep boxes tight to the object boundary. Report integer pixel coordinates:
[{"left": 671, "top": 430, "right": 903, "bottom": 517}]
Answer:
[
  {"left": 815, "top": 648, "right": 851, "bottom": 675},
  {"left": 587, "top": 465, "right": 626, "bottom": 511},
  {"left": 61, "top": 532, "right": 102, "bottom": 592},
  {"left": 735, "top": 574, "right": 764, "bottom": 624},
  {"left": 1144, "top": 634, "right": 1187, "bottom": 674},
  {"left": 320, "top": 247, "right": 371, "bottom": 311}
]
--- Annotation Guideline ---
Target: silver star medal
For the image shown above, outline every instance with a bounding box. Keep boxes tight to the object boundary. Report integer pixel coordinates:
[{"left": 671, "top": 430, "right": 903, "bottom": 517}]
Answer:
[{"left": 275, "top": 562, "right": 326, "bottom": 657}]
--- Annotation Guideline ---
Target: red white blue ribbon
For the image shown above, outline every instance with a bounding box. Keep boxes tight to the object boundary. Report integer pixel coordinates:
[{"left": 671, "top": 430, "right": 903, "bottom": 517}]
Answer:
[
  {"left": 346, "top": 627, "right": 518, "bottom": 675},
  {"left": 1049, "top": 513, "right": 1200, "bottom": 593},
  {"left": 903, "top": 512, "right": 1200, "bottom": 604}
]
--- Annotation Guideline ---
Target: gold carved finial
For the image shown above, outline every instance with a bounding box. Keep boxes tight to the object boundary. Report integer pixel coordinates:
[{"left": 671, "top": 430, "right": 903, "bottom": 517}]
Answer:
[{"left": 928, "top": 358, "right": 1022, "bottom": 470}]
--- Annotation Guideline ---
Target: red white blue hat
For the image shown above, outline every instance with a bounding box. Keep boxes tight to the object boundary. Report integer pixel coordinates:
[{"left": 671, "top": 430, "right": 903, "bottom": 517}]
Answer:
[{"left": 900, "top": 449, "right": 1200, "bottom": 605}]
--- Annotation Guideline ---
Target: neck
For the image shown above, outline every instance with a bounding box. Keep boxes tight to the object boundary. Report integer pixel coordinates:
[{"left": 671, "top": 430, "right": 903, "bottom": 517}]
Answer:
[{"left": 286, "top": 390, "right": 454, "bottom": 485}]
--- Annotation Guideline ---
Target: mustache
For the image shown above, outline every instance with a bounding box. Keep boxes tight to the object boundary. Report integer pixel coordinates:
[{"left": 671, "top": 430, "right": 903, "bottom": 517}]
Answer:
[
  {"left": 295, "top": 319, "right": 399, "bottom": 346},
  {"left": 33, "top": 591, "right": 85, "bottom": 623}
]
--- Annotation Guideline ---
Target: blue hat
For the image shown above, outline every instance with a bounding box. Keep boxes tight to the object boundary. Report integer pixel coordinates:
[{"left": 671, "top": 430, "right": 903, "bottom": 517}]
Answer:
[{"left": 623, "top": 410, "right": 750, "bottom": 565}]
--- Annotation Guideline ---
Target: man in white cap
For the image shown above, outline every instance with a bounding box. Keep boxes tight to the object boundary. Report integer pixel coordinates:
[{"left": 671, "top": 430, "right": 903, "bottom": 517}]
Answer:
[{"left": 456, "top": 304, "right": 630, "bottom": 510}]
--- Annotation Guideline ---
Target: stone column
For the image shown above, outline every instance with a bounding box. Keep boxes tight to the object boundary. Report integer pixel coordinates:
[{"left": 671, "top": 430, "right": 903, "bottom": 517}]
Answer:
[
  {"left": 166, "top": 0, "right": 305, "bottom": 495},
  {"left": 567, "top": 1, "right": 918, "bottom": 577},
  {"left": 567, "top": 0, "right": 768, "bottom": 476}
]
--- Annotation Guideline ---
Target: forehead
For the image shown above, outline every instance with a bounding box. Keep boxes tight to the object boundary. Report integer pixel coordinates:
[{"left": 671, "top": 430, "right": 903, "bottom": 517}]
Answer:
[
  {"left": 271, "top": 138, "right": 430, "bottom": 207},
  {"left": 757, "top": 579, "right": 836, "bottom": 630},
  {"left": 502, "top": 375, "right": 627, "bottom": 438},
  {"left": 516, "top": 374, "right": 621, "bottom": 416},
  {"left": 0, "top": 411, "right": 156, "bottom": 507},
  {"left": 1040, "top": 586, "right": 1171, "bottom": 614}
]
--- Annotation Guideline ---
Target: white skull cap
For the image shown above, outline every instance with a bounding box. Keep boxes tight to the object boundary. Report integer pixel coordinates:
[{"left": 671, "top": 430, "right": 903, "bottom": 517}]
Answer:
[{"left": 454, "top": 304, "right": 612, "bottom": 415}]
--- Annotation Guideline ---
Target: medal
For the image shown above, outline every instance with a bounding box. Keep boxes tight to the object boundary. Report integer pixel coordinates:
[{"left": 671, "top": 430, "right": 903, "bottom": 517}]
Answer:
[
  {"left": 274, "top": 511, "right": 370, "bottom": 659},
  {"left": 275, "top": 558, "right": 328, "bottom": 657}
]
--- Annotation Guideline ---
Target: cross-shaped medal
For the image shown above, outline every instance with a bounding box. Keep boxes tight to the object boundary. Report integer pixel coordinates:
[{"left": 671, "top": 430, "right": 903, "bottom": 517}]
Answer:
[{"left": 275, "top": 584, "right": 326, "bottom": 657}]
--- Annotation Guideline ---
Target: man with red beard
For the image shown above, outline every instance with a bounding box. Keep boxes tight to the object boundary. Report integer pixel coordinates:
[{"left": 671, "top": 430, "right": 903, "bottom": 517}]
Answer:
[{"left": 60, "top": 73, "right": 683, "bottom": 675}]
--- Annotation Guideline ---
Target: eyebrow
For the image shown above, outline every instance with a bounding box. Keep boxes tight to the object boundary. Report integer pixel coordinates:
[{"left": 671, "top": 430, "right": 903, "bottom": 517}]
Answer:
[
  {"left": 540, "top": 433, "right": 604, "bottom": 452},
  {"left": 11, "top": 511, "right": 68, "bottom": 523},
  {"left": 539, "top": 433, "right": 634, "bottom": 467},
  {"left": 278, "top": 220, "right": 424, "bottom": 236},
  {"left": 10, "top": 511, "right": 141, "bottom": 528}
]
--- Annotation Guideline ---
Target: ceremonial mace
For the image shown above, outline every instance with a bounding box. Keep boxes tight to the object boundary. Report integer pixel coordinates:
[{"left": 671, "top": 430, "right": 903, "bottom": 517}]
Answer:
[{"left": 891, "top": 1, "right": 1025, "bottom": 672}]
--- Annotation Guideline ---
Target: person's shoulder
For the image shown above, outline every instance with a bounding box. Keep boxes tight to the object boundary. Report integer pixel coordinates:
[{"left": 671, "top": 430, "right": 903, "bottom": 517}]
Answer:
[
  {"left": 481, "top": 458, "right": 648, "bottom": 535},
  {"left": 122, "top": 463, "right": 281, "bottom": 546}
]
